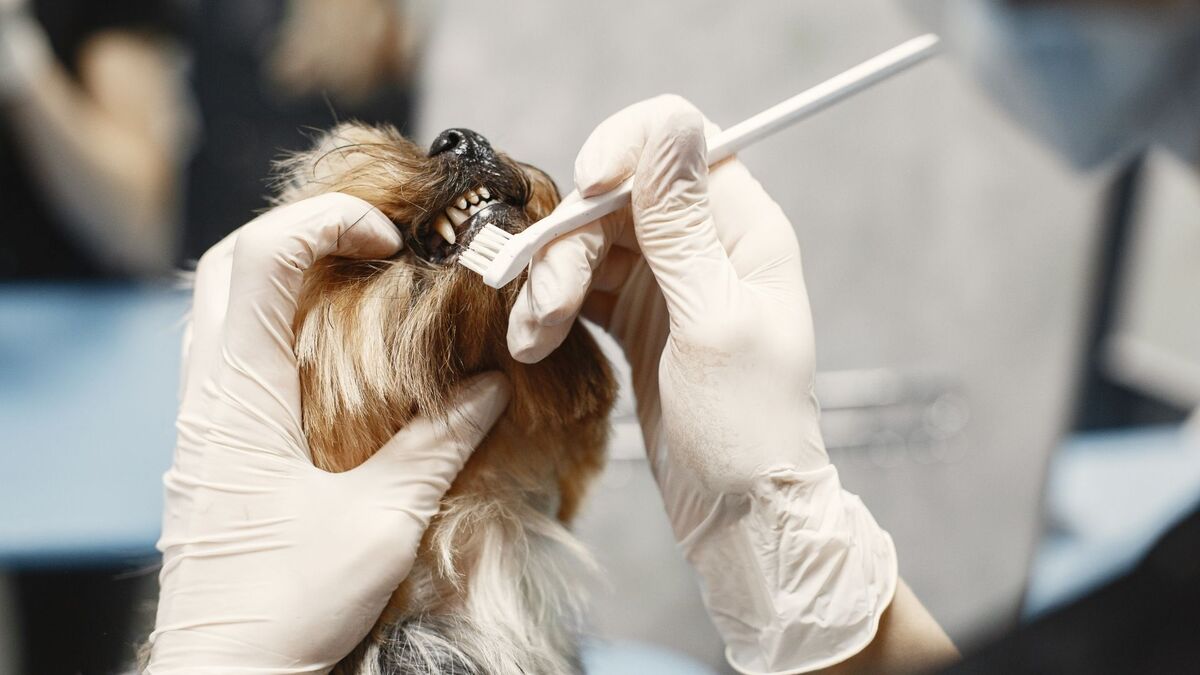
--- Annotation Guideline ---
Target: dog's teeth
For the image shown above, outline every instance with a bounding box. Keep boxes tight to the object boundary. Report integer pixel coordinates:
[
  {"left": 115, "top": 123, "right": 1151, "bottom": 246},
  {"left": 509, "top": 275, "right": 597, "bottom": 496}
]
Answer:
[
  {"left": 468, "top": 202, "right": 482, "bottom": 216},
  {"left": 456, "top": 196, "right": 469, "bottom": 210},
  {"left": 433, "top": 214, "right": 456, "bottom": 245},
  {"left": 446, "top": 206, "right": 470, "bottom": 226},
  {"left": 466, "top": 189, "right": 481, "bottom": 205},
  {"left": 478, "top": 186, "right": 490, "bottom": 200}
]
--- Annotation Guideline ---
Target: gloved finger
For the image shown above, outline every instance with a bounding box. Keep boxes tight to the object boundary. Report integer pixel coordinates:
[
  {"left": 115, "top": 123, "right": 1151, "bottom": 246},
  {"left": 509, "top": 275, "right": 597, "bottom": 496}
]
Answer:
[
  {"left": 507, "top": 95, "right": 719, "bottom": 355},
  {"left": 525, "top": 226, "right": 639, "bottom": 324},
  {"left": 625, "top": 100, "right": 739, "bottom": 334},
  {"left": 550, "top": 248, "right": 637, "bottom": 327},
  {"left": 506, "top": 203, "right": 638, "bottom": 363},
  {"left": 508, "top": 281, "right": 575, "bottom": 364},
  {"left": 180, "top": 231, "right": 238, "bottom": 406},
  {"left": 508, "top": 221, "right": 639, "bottom": 360},
  {"left": 505, "top": 216, "right": 615, "bottom": 362},
  {"left": 224, "top": 193, "right": 401, "bottom": 362},
  {"left": 213, "top": 194, "right": 401, "bottom": 453},
  {"left": 574, "top": 95, "right": 739, "bottom": 334},
  {"left": 507, "top": 96, "right": 724, "bottom": 362},
  {"left": 575, "top": 94, "right": 722, "bottom": 199},
  {"left": 526, "top": 217, "right": 617, "bottom": 327},
  {"left": 706, "top": 159, "right": 805, "bottom": 289},
  {"left": 508, "top": 95, "right": 730, "bottom": 361},
  {"left": 350, "top": 373, "right": 511, "bottom": 517}
]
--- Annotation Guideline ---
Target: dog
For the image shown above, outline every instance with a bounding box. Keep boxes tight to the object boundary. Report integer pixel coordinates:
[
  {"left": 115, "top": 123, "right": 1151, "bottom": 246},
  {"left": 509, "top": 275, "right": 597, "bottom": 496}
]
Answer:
[{"left": 274, "top": 122, "right": 617, "bottom": 674}]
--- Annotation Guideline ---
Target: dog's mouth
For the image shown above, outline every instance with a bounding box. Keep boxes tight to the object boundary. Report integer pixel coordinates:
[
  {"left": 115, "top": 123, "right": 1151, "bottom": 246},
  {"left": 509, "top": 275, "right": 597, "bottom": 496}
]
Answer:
[
  {"left": 413, "top": 185, "right": 530, "bottom": 265},
  {"left": 405, "top": 127, "right": 538, "bottom": 265},
  {"left": 423, "top": 185, "right": 499, "bottom": 260}
]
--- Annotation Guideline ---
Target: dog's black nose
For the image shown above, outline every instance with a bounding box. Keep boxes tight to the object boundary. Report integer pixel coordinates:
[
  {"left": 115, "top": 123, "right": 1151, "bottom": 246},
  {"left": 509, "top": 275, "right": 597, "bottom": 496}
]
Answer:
[{"left": 429, "top": 127, "right": 492, "bottom": 158}]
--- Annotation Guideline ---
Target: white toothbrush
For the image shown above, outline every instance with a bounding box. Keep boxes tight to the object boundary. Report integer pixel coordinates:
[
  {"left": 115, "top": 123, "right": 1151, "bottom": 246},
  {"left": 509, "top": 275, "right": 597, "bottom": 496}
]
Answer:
[{"left": 459, "top": 33, "right": 942, "bottom": 289}]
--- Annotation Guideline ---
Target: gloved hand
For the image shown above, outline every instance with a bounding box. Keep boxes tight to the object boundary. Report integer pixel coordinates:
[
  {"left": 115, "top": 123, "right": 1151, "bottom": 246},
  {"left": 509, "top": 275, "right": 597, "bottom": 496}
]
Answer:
[
  {"left": 508, "top": 96, "right": 897, "bottom": 674},
  {"left": 148, "top": 193, "right": 511, "bottom": 673},
  {"left": 0, "top": 0, "right": 51, "bottom": 99}
]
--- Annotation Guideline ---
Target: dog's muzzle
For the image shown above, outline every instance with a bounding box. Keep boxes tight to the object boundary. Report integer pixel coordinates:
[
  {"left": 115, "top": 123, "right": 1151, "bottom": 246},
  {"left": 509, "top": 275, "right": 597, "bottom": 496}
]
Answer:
[{"left": 415, "top": 128, "right": 530, "bottom": 264}]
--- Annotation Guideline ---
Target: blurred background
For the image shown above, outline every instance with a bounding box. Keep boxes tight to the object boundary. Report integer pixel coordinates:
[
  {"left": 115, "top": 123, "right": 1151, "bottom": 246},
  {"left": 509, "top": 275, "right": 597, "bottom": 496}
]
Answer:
[{"left": 2, "top": 0, "right": 1198, "bottom": 673}]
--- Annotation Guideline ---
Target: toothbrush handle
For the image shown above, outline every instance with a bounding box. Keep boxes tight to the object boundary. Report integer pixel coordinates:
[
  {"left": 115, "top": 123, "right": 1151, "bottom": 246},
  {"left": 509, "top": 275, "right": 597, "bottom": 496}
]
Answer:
[
  {"left": 521, "top": 33, "right": 942, "bottom": 251},
  {"left": 708, "top": 33, "right": 940, "bottom": 162},
  {"left": 522, "top": 180, "right": 635, "bottom": 251}
]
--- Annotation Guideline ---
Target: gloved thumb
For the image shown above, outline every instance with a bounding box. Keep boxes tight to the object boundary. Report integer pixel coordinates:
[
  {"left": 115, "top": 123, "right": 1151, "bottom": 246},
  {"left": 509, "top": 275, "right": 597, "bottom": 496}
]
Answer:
[
  {"left": 576, "top": 95, "right": 738, "bottom": 334},
  {"left": 351, "top": 372, "right": 510, "bottom": 514}
]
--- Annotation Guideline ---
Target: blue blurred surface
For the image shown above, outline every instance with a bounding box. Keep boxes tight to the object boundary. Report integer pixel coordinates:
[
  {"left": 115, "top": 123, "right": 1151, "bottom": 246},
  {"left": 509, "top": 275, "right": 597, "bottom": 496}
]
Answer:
[
  {"left": 1023, "top": 425, "right": 1200, "bottom": 618},
  {"left": 582, "top": 639, "right": 716, "bottom": 675},
  {"left": 0, "top": 283, "right": 187, "bottom": 568}
]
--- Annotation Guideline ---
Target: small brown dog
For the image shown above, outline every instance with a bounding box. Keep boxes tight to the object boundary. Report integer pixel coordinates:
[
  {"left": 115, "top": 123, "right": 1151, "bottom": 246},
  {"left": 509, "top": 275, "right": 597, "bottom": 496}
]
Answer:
[{"left": 274, "top": 123, "right": 616, "bottom": 674}]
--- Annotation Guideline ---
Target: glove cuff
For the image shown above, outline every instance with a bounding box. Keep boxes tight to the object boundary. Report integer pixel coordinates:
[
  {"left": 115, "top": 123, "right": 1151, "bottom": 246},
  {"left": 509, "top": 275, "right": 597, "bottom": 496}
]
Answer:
[{"left": 680, "top": 464, "right": 898, "bottom": 675}]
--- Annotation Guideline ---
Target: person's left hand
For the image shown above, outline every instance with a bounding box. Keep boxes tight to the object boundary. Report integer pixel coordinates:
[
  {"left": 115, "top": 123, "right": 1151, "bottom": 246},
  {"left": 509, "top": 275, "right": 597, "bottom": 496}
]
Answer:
[
  {"left": 507, "top": 97, "right": 897, "bottom": 673},
  {"left": 147, "top": 194, "right": 511, "bottom": 673}
]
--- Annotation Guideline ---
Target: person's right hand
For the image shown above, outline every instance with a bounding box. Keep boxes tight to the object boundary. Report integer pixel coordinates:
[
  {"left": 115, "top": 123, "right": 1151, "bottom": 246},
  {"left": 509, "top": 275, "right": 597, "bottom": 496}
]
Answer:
[
  {"left": 508, "top": 95, "right": 897, "bottom": 674},
  {"left": 511, "top": 93, "right": 831, "bottom": 518}
]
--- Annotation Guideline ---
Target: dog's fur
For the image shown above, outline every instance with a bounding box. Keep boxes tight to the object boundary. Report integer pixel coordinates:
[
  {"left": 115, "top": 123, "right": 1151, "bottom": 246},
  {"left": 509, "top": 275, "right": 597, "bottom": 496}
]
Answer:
[{"left": 274, "top": 123, "right": 615, "bottom": 674}]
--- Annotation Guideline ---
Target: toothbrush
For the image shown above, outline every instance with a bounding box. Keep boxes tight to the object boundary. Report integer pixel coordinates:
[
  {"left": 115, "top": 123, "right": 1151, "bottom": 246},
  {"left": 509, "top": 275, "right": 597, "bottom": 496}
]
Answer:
[{"left": 459, "top": 33, "right": 942, "bottom": 289}]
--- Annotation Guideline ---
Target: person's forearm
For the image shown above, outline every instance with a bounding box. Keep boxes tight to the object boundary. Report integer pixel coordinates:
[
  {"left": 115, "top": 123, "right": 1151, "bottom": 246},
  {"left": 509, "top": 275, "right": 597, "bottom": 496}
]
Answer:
[
  {"left": 817, "top": 578, "right": 959, "bottom": 675},
  {"left": 5, "top": 41, "right": 179, "bottom": 274}
]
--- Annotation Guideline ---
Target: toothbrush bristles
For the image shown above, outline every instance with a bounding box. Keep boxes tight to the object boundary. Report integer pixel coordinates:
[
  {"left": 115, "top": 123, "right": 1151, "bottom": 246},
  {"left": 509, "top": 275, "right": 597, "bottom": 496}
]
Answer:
[
  {"left": 459, "top": 251, "right": 489, "bottom": 275},
  {"left": 453, "top": 223, "right": 511, "bottom": 276},
  {"left": 457, "top": 224, "right": 512, "bottom": 276}
]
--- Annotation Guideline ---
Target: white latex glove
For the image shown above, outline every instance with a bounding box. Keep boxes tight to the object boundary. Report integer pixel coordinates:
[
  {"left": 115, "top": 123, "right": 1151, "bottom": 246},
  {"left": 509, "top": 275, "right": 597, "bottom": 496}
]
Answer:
[
  {"left": 508, "top": 96, "right": 897, "bottom": 674},
  {"left": 0, "top": 0, "right": 52, "bottom": 99},
  {"left": 148, "top": 193, "right": 511, "bottom": 673}
]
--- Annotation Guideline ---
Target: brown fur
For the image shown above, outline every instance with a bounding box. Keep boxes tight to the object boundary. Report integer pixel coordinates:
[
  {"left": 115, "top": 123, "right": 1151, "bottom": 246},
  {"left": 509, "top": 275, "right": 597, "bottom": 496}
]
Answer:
[{"left": 275, "top": 123, "right": 615, "bottom": 673}]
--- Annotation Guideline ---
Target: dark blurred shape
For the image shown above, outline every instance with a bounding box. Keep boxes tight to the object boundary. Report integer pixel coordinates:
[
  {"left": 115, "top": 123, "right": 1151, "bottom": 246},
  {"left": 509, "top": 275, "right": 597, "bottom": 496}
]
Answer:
[
  {"left": 179, "top": 0, "right": 418, "bottom": 262},
  {"left": 0, "top": 0, "right": 185, "bottom": 279},
  {"left": 945, "top": 502, "right": 1200, "bottom": 674},
  {"left": 1071, "top": 155, "right": 1190, "bottom": 430},
  {"left": 32, "top": 0, "right": 181, "bottom": 74},
  {"left": 15, "top": 566, "right": 154, "bottom": 675},
  {"left": 0, "top": 0, "right": 188, "bottom": 278},
  {"left": 0, "top": 114, "right": 101, "bottom": 279}
]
